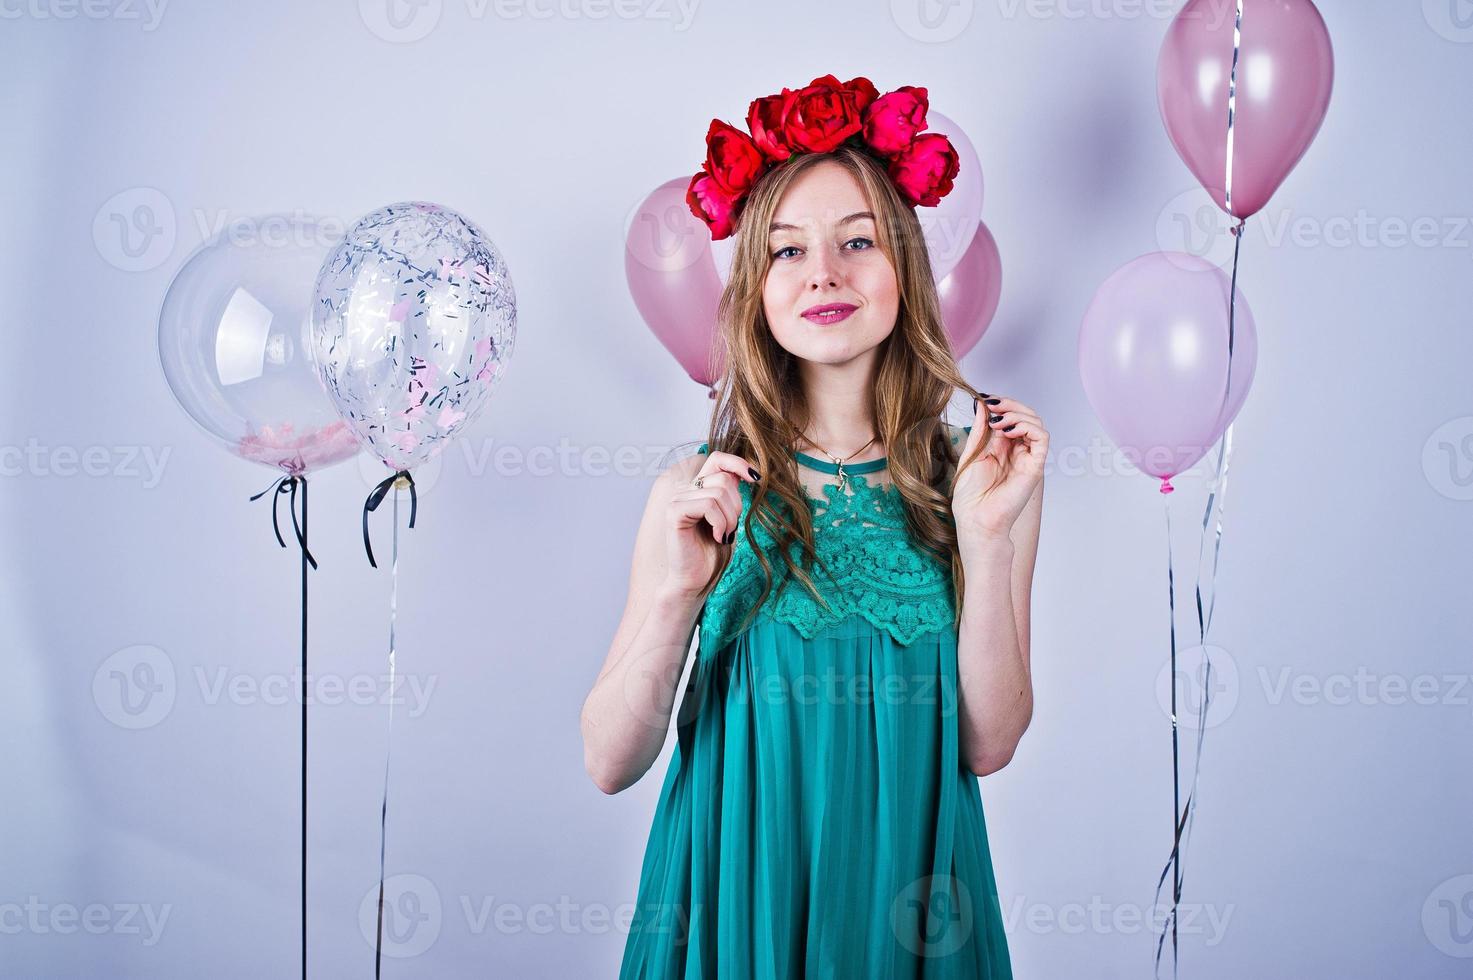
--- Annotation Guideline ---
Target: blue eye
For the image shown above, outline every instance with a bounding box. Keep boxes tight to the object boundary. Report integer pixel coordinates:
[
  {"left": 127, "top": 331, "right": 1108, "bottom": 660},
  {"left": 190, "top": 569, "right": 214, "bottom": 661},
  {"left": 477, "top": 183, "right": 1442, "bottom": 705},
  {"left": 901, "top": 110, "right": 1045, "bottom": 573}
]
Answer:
[{"left": 771, "top": 237, "right": 874, "bottom": 261}]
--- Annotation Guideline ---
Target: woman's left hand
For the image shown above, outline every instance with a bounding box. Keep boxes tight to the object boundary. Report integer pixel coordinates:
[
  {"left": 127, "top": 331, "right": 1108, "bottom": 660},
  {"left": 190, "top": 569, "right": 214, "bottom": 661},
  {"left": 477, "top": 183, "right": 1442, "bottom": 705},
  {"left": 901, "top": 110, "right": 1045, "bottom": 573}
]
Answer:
[{"left": 951, "top": 395, "right": 1049, "bottom": 541}]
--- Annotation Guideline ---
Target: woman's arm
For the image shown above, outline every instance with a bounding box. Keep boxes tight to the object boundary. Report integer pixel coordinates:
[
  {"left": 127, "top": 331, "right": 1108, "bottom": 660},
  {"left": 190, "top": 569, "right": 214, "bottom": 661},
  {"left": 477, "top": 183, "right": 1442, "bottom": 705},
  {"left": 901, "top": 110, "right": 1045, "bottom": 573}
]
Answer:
[
  {"left": 580, "top": 456, "right": 708, "bottom": 795},
  {"left": 956, "top": 476, "right": 1043, "bottom": 777}
]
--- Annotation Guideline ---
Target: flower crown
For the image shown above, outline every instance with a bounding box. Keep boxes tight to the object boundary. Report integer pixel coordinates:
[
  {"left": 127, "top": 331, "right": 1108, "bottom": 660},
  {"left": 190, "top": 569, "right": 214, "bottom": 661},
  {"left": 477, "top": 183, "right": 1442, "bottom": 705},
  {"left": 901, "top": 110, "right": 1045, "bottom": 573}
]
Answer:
[{"left": 685, "top": 74, "right": 961, "bottom": 241}]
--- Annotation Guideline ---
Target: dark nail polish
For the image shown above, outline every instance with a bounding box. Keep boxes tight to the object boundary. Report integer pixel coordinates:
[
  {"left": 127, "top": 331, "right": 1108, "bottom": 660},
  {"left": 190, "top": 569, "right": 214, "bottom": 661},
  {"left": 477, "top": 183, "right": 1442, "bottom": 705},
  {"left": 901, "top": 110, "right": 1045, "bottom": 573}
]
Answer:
[
  {"left": 984, "top": 398, "right": 1001, "bottom": 406},
  {"left": 725, "top": 530, "right": 735, "bottom": 543},
  {"left": 1003, "top": 424, "right": 1016, "bottom": 432},
  {"left": 748, "top": 467, "right": 760, "bottom": 481},
  {"left": 972, "top": 397, "right": 978, "bottom": 414},
  {"left": 989, "top": 414, "right": 1003, "bottom": 423},
  {"left": 977, "top": 391, "right": 990, "bottom": 398}
]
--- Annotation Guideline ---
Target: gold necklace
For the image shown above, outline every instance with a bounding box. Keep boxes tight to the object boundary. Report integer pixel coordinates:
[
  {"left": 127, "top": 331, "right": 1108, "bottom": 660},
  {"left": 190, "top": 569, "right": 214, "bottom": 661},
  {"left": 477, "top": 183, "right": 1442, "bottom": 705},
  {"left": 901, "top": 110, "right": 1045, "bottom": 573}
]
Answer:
[{"left": 798, "top": 432, "right": 878, "bottom": 494}]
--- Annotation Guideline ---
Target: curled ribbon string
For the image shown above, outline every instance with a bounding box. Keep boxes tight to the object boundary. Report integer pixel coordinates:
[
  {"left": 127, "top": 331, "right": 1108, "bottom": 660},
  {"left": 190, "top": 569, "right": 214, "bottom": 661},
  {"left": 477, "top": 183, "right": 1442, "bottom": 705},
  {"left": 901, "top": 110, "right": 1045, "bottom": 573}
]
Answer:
[
  {"left": 1153, "top": 426, "right": 1234, "bottom": 980},
  {"left": 363, "top": 470, "right": 417, "bottom": 568},
  {"left": 251, "top": 474, "right": 318, "bottom": 570},
  {"left": 374, "top": 488, "right": 402, "bottom": 978},
  {"left": 1214, "top": 216, "right": 1248, "bottom": 431},
  {"left": 1154, "top": 6, "right": 1246, "bottom": 973},
  {"left": 1153, "top": 499, "right": 1182, "bottom": 980},
  {"left": 1223, "top": 0, "right": 1243, "bottom": 215},
  {"left": 1216, "top": 0, "right": 1247, "bottom": 428},
  {"left": 1154, "top": 229, "right": 1242, "bottom": 974}
]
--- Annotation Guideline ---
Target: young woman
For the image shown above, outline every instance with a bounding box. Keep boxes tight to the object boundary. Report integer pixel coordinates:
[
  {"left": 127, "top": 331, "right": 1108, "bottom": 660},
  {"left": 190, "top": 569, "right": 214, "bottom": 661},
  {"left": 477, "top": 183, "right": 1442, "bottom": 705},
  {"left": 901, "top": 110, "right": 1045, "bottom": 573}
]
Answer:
[{"left": 581, "top": 76, "right": 1046, "bottom": 977}]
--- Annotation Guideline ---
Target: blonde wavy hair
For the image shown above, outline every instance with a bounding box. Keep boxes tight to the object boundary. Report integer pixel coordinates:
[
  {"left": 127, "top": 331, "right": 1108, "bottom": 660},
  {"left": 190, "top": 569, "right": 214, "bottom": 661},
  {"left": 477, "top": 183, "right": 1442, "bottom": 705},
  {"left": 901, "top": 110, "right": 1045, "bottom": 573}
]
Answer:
[{"left": 699, "top": 143, "right": 994, "bottom": 623}]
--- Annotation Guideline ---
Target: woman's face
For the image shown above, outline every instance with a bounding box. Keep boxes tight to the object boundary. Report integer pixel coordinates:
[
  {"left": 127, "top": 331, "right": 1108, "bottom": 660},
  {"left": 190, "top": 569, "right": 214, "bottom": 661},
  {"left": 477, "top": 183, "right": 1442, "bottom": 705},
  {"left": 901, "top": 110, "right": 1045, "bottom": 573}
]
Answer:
[{"left": 761, "top": 160, "right": 899, "bottom": 365}]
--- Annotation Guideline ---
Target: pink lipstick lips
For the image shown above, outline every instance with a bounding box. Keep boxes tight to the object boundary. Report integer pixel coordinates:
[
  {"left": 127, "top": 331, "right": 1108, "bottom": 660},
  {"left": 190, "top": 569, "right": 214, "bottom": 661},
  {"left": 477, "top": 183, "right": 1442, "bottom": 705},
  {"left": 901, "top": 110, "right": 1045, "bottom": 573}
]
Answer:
[{"left": 801, "top": 303, "right": 857, "bottom": 324}]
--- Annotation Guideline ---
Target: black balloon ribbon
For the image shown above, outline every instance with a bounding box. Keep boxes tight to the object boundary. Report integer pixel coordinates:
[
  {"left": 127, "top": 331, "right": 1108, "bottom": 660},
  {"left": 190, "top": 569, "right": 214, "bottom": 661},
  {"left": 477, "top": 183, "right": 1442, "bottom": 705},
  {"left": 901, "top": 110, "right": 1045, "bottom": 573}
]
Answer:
[
  {"left": 251, "top": 474, "right": 318, "bottom": 570},
  {"left": 362, "top": 470, "right": 417, "bottom": 568},
  {"left": 248, "top": 472, "right": 315, "bottom": 980}
]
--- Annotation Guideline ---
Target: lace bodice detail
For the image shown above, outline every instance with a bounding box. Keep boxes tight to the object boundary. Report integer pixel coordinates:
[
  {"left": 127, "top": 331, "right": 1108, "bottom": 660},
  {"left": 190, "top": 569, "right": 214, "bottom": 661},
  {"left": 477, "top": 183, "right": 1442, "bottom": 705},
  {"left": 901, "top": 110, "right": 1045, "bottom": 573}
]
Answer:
[{"left": 697, "top": 469, "right": 957, "bottom": 655}]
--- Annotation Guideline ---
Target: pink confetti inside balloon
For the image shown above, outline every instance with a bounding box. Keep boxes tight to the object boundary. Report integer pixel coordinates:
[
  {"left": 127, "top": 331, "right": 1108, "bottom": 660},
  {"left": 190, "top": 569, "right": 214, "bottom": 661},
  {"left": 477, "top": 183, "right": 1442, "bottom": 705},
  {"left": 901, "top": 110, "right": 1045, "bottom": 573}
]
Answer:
[{"left": 311, "top": 201, "right": 517, "bottom": 473}]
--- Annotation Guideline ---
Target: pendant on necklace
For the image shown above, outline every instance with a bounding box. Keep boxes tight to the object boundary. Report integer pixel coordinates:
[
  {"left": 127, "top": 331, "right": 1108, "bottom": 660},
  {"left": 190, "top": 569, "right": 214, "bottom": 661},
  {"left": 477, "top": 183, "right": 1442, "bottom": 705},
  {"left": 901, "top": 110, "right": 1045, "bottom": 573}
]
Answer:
[{"left": 836, "top": 463, "right": 848, "bottom": 494}]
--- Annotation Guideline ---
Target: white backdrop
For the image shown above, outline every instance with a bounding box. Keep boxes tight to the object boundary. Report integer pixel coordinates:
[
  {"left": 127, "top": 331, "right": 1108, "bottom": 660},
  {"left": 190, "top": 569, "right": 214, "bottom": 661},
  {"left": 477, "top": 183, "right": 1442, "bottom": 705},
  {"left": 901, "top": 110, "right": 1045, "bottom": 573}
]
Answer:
[{"left": 3, "top": 1, "right": 1471, "bottom": 976}]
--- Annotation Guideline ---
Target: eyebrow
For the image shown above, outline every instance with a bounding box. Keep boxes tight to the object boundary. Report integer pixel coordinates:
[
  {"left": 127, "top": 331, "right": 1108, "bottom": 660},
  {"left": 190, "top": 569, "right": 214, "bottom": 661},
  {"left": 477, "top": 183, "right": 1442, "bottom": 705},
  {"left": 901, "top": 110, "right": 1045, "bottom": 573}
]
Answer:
[{"left": 768, "top": 211, "right": 875, "bottom": 235}]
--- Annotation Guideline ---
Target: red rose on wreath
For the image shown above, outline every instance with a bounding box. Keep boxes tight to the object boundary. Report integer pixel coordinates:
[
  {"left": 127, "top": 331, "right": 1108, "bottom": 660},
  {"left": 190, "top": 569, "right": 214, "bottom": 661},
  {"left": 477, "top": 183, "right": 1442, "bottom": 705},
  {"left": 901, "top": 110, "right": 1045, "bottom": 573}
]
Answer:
[
  {"left": 686, "top": 170, "right": 740, "bottom": 240},
  {"left": 746, "top": 91, "right": 793, "bottom": 162},
  {"left": 683, "top": 74, "right": 963, "bottom": 240},
  {"left": 781, "top": 74, "right": 866, "bottom": 154},
  {"left": 863, "top": 85, "right": 929, "bottom": 156},
  {"left": 887, "top": 132, "right": 961, "bottom": 207},
  {"left": 703, "top": 120, "right": 765, "bottom": 195},
  {"left": 845, "top": 76, "right": 880, "bottom": 115}
]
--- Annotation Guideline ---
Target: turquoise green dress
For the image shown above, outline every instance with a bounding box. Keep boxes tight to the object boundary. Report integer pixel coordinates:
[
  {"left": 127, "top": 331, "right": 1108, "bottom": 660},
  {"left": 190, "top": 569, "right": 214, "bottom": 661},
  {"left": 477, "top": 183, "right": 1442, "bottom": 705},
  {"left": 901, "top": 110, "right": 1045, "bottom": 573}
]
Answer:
[{"left": 619, "top": 435, "right": 1012, "bottom": 978}]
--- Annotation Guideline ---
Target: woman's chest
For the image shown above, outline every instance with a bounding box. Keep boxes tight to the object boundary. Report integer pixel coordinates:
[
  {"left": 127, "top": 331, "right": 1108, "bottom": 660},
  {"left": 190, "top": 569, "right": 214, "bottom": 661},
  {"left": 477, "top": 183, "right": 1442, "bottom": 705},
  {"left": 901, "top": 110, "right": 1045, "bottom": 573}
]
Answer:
[{"left": 698, "top": 478, "right": 956, "bottom": 653}]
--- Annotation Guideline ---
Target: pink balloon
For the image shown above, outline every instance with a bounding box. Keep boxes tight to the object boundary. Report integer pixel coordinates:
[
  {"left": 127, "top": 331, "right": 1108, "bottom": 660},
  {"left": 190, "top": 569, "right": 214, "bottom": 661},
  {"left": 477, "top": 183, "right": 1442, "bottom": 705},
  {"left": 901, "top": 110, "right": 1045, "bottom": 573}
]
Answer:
[
  {"left": 1158, "top": 0, "right": 1333, "bottom": 219},
  {"left": 1079, "top": 252, "right": 1257, "bottom": 491},
  {"left": 940, "top": 220, "right": 1001, "bottom": 360},
  {"left": 624, "top": 177, "right": 726, "bottom": 388}
]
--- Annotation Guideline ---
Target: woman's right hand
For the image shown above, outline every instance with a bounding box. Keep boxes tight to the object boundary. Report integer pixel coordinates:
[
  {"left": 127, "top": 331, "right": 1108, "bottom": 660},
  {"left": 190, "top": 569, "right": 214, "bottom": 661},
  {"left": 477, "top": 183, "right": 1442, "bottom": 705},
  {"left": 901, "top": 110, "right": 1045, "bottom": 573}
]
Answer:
[{"left": 660, "top": 450, "right": 760, "bottom": 599}]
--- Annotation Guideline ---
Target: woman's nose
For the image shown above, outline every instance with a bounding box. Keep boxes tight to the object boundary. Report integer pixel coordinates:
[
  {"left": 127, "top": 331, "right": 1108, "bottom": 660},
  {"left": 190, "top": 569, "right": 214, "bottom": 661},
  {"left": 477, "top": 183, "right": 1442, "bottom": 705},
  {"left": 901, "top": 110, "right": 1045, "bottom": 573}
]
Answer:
[{"left": 807, "top": 248, "right": 840, "bottom": 289}]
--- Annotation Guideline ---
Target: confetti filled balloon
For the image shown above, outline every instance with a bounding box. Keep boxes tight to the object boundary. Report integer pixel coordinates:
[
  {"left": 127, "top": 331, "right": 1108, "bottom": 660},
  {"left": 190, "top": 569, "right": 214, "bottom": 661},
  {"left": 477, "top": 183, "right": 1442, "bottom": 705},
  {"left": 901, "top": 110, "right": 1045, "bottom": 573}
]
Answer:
[
  {"left": 310, "top": 201, "right": 517, "bottom": 474},
  {"left": 158, "top": 213, "right": 362, "bottom": 476}
]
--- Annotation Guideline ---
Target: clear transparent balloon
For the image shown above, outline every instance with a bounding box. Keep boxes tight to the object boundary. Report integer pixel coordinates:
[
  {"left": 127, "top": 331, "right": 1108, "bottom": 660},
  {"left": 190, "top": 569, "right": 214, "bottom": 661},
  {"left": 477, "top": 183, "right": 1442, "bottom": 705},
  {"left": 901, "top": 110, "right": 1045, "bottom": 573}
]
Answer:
[
  {"left": 157, "top": 214, "right": 362, "bottom": 475},
  {"left": 311, "top": 201, "right": 517, "bottom": 473}
]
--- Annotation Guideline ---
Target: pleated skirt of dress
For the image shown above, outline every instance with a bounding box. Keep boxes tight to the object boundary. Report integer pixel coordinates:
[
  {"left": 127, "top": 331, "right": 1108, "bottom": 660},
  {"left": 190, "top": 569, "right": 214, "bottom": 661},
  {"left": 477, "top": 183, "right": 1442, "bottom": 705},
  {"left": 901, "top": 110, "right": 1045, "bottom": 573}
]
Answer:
[{"left": 619, "top": 612, "right": 1013, "bottom": 979}]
